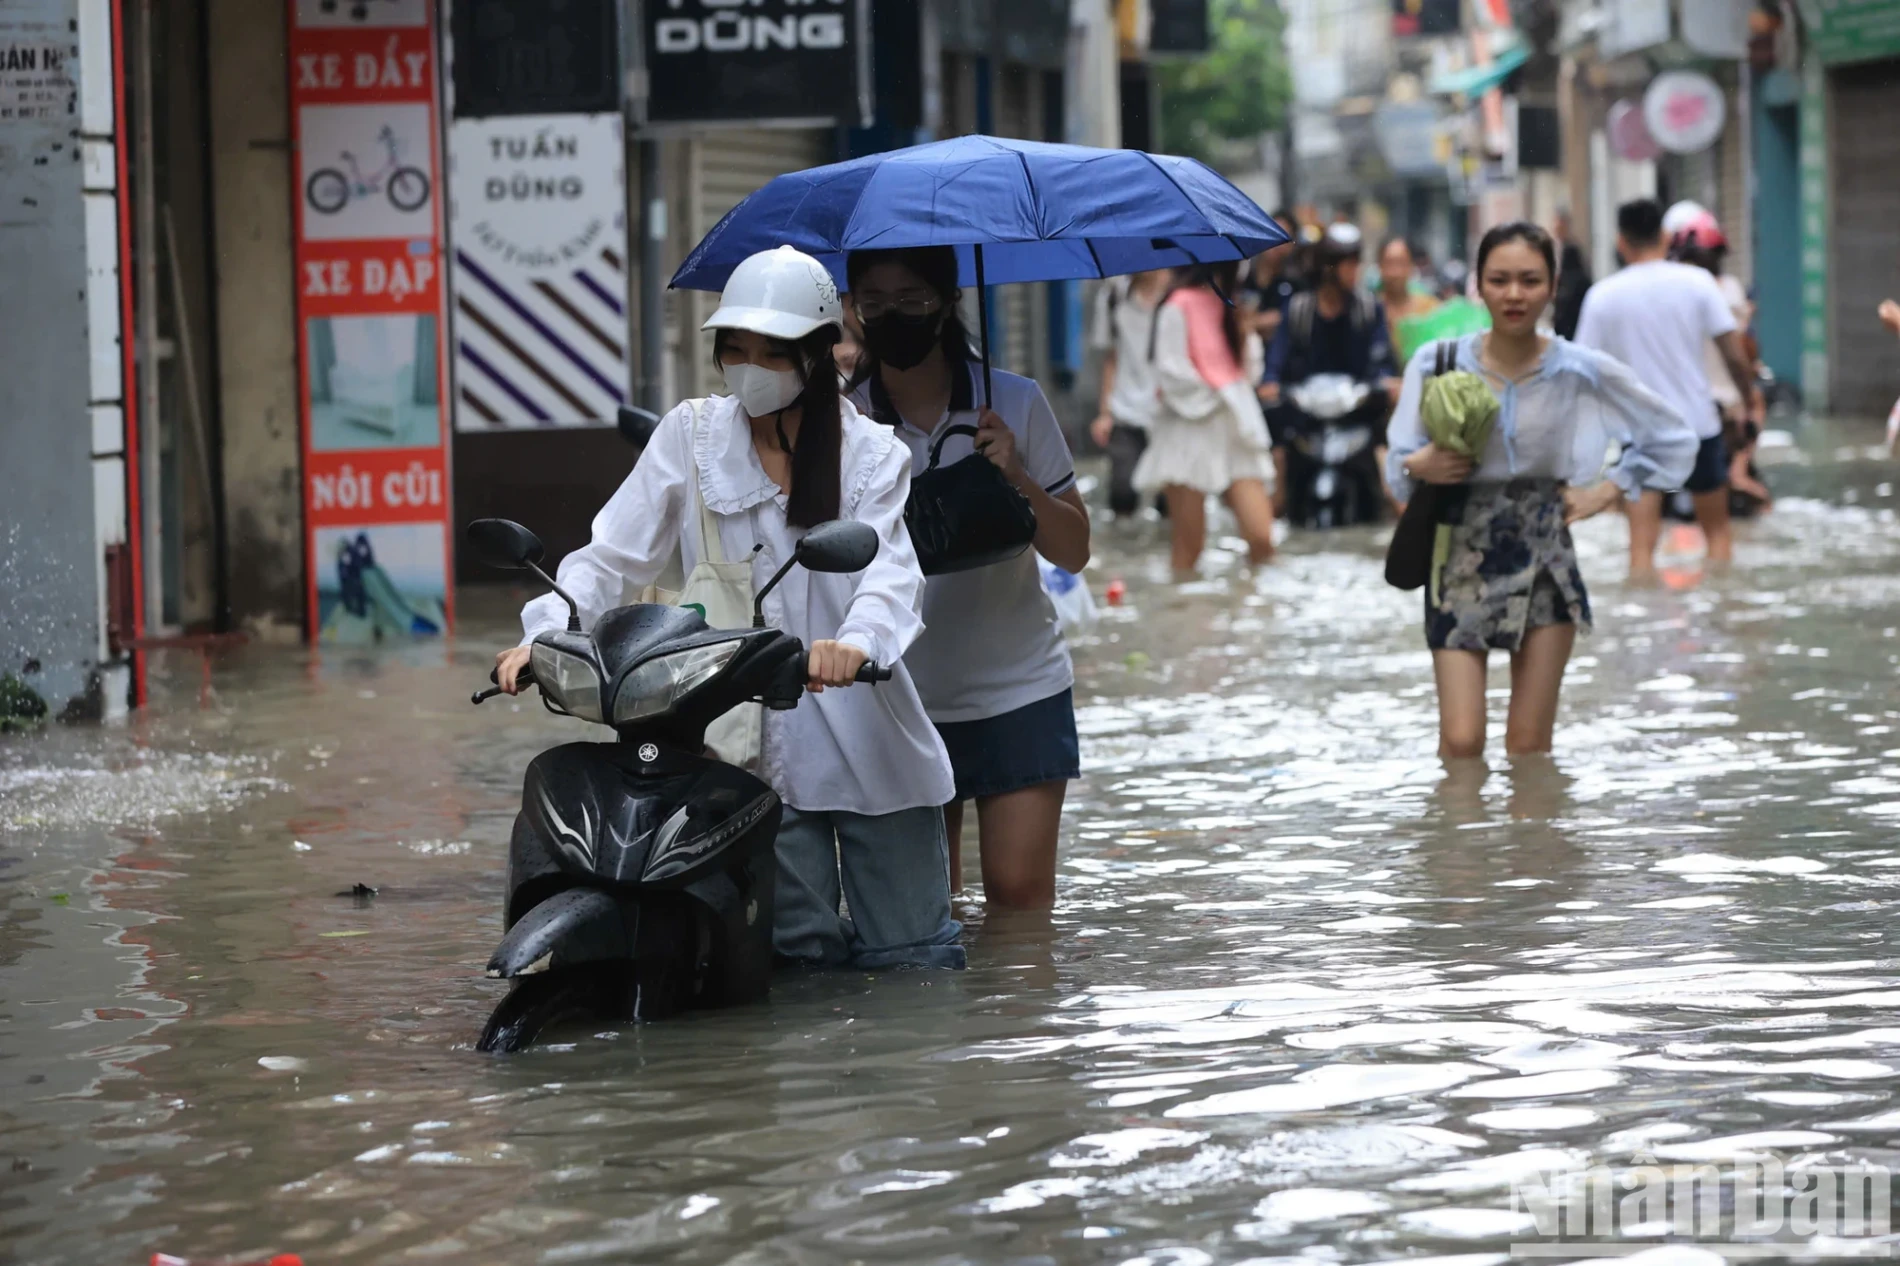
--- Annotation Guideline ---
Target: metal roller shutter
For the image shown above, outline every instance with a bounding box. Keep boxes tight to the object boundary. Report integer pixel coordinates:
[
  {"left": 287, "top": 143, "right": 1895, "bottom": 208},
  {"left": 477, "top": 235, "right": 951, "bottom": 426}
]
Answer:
[
  {"left": 678, "top": 128, "right": 829, "bottom": 397},
  {"left": 994, "top": 67, "right": 1041, "bottom": 379},
  {"left": 1827, "top": 60, "right": 1900, "bottom": 418},
  {"left": 1717, "top": 78, "right": 1750, "bottom": 285}
]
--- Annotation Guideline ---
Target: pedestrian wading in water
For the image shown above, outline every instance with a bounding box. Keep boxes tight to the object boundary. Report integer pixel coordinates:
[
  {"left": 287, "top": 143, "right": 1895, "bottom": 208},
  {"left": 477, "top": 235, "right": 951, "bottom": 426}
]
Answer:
[
  {"left": 1386, "top": 222, "right": 1698, "bottom": 759},
  {"left": 1574, "top": 198, "right": 1762, "bottom": 579},
  {"left": 495, "top": 245, "right": 965, "bottom": 970},
  {"left": 845, "top": 245, "right": 1091, "bottom": 910},
  {"left": 1089, "top": 267, "right": 1173, "bottom": 519},
  {"left": 1134, "top": 261, "right": 1278, "bottom": 575}
]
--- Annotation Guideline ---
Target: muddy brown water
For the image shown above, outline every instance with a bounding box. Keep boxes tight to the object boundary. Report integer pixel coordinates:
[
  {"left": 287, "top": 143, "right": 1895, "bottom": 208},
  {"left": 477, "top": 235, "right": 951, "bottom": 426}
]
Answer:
[{"left": 4, "top": 423, "right": 1899, "bottom": 1265}]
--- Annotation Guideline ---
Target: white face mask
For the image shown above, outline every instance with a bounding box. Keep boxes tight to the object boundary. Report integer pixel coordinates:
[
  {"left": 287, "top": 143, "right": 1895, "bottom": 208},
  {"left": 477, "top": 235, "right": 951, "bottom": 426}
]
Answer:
[{"left": 722, "top": 362, "right": 804, "bottom": 418}]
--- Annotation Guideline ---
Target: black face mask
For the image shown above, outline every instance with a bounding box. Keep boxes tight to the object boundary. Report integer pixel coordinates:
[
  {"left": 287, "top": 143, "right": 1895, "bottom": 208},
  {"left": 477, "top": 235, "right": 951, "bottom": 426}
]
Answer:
[{"left": 862, "top": 312, "right": 943, "bottom": 371}]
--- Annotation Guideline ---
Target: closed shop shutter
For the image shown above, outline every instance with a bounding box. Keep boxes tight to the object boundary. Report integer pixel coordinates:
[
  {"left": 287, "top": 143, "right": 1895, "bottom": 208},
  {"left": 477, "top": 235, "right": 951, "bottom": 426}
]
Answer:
[
  {"left": 994, "top": 67, "right": 1040, "bottom": 378},
  {"left": 677, "top": 128, "right": 829, "bottom": 397},
  {"left": 697, "top": 128, "right": 828, "bottom": 241},
  {"left": 1827, "top": 60, "right": 1900, "bottom": 417},
  {"left": 1716, "top": 79, "right": 1750, "bottom": 285}
]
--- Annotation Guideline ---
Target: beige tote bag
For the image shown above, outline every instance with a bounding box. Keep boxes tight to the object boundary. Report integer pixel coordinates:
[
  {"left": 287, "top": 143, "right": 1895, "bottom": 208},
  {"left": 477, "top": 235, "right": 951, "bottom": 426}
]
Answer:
[{"left": 638, "top": 399, "right": 763, "bottom": 770}]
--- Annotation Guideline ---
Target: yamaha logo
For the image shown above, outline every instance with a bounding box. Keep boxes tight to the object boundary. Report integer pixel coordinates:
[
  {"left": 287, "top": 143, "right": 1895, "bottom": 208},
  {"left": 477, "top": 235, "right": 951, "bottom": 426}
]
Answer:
[{"left": 638, "top": 743, "right": 660, "bottom": 763}]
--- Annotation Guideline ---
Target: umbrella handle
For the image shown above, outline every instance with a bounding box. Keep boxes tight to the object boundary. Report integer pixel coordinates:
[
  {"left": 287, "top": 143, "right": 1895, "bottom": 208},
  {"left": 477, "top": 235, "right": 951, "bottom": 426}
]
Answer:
[{"left": 974, "top": 243, "right": 993, "bottom": 409}]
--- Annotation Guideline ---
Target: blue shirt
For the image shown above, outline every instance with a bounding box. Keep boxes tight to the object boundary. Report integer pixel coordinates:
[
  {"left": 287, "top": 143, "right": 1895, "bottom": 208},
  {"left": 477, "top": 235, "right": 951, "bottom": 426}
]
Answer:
[{"left": 1384, "top": 334, "right": 1699, "bottom": 505}]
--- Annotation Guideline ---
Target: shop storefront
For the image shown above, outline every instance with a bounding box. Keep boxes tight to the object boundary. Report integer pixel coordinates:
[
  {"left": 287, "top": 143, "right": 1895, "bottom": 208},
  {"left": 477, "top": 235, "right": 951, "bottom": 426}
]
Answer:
[{"left": 1795, "top": 0, "right": 1900, "bottom": 416}]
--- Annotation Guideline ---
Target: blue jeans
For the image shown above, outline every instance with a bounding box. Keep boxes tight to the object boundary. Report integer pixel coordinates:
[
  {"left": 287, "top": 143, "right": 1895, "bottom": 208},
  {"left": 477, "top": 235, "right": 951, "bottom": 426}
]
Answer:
[{"left": 773, "top": 805, "right": 966, "bottom": 970}]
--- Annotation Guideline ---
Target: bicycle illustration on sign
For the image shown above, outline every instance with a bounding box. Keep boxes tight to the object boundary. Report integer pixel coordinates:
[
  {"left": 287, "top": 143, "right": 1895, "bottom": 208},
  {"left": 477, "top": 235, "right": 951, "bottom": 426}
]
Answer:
[
  {"left": 316, "top": 0, "right": 407, "bottom": 22},
  {"left": 306, "top": 124, "right": 430, "bottom": 215}
]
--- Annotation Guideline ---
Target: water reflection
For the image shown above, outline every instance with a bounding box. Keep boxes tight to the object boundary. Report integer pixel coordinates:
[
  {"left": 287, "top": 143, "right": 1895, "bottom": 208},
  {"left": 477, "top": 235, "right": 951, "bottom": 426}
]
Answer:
[{"left": 3, "top": 423, "right": 1900, "bottom": 1262}]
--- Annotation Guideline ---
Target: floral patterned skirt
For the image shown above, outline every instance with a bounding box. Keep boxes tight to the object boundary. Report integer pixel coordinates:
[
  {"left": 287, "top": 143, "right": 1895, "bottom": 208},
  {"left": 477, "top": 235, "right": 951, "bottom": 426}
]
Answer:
[{"left": 1425, "top": 478, "right": 1592, "bottom": 652}]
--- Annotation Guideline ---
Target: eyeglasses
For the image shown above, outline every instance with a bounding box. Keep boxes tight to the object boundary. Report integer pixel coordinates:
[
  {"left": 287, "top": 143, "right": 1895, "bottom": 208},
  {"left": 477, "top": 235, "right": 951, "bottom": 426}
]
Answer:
[{"left": 852, "top": 295, "right": 942, "bottom": 322}]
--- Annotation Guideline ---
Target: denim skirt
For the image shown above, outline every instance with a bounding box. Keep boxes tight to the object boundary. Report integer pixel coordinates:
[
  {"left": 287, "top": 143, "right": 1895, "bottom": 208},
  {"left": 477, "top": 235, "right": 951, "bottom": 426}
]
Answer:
[{"left": 934, "top": 688, "right": 1080, "bottom": 802}]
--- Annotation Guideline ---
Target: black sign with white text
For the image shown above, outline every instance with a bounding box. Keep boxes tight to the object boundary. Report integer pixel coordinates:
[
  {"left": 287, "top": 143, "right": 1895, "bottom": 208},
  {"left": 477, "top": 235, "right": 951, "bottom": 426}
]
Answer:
[
  {"left": 639, "top": 0, "right": 871, "bottom": 128},
  {"left": 451, "top": 0, "right": 620, "bottom": 118}
]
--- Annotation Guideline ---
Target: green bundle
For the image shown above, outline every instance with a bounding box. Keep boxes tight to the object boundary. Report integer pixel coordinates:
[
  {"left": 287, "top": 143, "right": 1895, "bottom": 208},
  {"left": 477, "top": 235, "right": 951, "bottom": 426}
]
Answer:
[{"left": 1419, "top": 356, "right": 1500, "bottom": 606}]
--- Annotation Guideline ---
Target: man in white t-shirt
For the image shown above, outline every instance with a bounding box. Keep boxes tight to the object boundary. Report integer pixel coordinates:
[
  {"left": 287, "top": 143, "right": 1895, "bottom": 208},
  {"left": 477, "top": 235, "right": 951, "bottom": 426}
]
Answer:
[
  {"left": 1576, "top": 198, "right": 1761, "bottom": 578},
  {"left": 1088, "top": 269, "right": 1172, "bottom": 517}
]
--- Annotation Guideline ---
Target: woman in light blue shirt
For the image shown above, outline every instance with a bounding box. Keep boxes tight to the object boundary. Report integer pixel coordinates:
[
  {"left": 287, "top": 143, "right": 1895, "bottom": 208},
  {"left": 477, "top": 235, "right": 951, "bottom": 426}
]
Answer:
[{"left": 1386, "top": 222, "right": 1697, "bottom": 760}]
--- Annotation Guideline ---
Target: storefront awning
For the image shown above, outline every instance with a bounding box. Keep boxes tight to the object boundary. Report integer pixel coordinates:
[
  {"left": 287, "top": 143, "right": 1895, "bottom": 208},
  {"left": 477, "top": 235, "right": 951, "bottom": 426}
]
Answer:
[{"left": 1429, "top": 41, "right": 1529, "bottom": 97}]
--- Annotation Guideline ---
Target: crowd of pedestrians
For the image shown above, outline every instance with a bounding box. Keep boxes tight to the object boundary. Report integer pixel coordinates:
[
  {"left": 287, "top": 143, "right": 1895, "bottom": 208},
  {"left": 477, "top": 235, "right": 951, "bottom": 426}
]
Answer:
[
  {"left": 1082, "top": 197, "right": 1795, "bottom": 758},
  {"left": 487, "top": 196, "right": 1808, "bottom": 968}
]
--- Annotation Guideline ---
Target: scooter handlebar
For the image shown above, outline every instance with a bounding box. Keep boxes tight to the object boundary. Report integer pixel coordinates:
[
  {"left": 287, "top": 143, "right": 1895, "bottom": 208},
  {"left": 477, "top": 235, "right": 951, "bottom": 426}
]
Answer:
[
  {"left": 854, "top": 662, "right": 892, "bottom": 684},
  {"left": 472, "top": 662, "right": 537, "bottom": 705}
]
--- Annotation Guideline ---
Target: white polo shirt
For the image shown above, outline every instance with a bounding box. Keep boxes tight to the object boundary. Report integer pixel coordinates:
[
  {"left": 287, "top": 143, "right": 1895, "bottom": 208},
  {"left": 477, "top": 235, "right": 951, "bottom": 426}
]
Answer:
[{"left": 852, "top": 362, "right": 1078, "bottom": 724}]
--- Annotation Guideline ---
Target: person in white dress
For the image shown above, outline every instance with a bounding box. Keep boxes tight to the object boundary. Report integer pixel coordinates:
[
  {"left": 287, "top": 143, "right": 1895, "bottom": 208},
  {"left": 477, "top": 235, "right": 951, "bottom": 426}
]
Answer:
[{"left": 1133, "top": 261, "right": 1278, "bottom": 576}]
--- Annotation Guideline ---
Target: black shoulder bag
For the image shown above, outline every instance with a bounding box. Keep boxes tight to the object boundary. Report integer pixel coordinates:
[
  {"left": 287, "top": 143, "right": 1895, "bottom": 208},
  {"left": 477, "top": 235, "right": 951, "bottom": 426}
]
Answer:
[
  {"left": 906, "top": 423, "right": 1038, "bottom": 576},
  {"left": 1383, "top": 340, "right": 1462, "bottom": 591}
]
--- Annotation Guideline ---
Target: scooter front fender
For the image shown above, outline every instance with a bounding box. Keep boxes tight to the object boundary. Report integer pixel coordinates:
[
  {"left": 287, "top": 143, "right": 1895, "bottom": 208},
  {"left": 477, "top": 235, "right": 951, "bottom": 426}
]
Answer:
[
  {"left": 487, "top": 887, "right": 629, "bottom": 979},
  {"left": 512, "top": 741, "right": 777, "bottom": 902}
]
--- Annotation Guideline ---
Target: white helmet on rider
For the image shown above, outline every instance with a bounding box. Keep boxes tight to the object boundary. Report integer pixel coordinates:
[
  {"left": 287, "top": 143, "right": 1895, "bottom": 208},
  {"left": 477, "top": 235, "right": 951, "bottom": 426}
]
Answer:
[
  {"left": 702, "top": 245, "right": 844, "bottom": 342},
  {"left": 1319, "top": 222, "right": 1364, "bottom": 263},
  {"left": 1661, "top": 200, "right": 1710, "bottom": 239}
]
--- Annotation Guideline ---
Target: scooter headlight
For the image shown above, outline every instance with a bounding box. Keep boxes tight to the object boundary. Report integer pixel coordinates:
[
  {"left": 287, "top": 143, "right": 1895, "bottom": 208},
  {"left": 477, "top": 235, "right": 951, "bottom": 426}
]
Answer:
[
  {"left": 612, "top": 640, "right": 744, "bottom": 725},
  {"left": 530, "top": 643, "right": 605, "bottom": 723}
]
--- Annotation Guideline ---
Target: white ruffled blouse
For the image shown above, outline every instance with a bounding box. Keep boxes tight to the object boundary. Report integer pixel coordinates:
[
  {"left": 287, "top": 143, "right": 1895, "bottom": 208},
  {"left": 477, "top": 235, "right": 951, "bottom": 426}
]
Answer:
[{"left": 522, "top": 393, "right": 955, "bottom": 816}]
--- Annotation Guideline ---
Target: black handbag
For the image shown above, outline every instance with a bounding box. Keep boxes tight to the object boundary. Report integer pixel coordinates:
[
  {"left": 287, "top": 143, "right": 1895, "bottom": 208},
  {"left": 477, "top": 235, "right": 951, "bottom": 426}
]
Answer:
[
  {"left": 906, "top": 423, "right": 1038, "bottom": 576},
  {"left": 1383, "top": 340, "right": 1462, "bottom": 591}
]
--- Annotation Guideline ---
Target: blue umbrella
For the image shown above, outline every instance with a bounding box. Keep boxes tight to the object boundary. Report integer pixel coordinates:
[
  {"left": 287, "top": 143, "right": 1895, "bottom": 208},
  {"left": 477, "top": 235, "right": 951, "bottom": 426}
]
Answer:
[{"left": 669, "top": 134, "right": 1290, "bottom": 404}]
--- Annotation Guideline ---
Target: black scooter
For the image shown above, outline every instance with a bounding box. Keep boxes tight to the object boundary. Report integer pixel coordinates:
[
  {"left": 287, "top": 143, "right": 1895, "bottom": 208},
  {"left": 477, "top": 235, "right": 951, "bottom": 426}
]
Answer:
[
  {"left": 1274, "top": 376, "right": 1390, "bottom": 530},
  {"left": 466, "top": 515, "right": 889, "bottom": 1052}
]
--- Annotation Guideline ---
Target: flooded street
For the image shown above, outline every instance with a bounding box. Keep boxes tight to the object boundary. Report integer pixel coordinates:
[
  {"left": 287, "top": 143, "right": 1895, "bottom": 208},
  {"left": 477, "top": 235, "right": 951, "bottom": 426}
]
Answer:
[{"left": 5, "top": 421, "right": 1900, "bottom": 1265}]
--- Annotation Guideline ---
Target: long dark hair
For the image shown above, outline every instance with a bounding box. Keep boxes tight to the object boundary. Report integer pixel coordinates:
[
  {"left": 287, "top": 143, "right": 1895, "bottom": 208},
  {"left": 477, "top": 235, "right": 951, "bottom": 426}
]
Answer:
[
  {"left": 1474, "top": 220, "right": 1557, "bottom": 282},
  {"left": 1159, "top": 261, "right": 1245, "bottom": 361},
  {"left": 842, "top": 246, "right": 977, "bottom": 395},
  {"left": 711, "top": 327, "right": 842, "bottom": 528},
  {"left": 1673, "top": 240, "right": 1728, "bottom": 277}
]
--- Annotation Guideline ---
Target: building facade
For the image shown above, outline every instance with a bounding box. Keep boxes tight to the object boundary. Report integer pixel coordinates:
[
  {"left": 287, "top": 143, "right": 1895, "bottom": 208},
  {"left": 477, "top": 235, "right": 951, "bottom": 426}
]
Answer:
[
  {"left": 5, "top": 0, "right": 1110, "bottom": 714},
  {"left": 0, "top": 0, "right": 137, "bottom": 720}
]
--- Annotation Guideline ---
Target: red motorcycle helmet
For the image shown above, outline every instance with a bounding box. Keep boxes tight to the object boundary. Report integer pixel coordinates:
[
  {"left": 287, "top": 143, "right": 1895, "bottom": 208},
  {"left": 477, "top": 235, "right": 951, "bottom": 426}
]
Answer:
[{"left": 1669, "top": 206, "right": 1728, "bottom": 252}]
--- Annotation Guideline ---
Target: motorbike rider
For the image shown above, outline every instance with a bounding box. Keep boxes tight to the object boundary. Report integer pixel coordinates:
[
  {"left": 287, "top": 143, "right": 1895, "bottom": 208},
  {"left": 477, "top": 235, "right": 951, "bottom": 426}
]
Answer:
[
  {"left": 494, "top": 245, "right": 964, "bottom": 972},
  {"left": 1257, "top": 221, "right": 1403, "bottom": 515}
]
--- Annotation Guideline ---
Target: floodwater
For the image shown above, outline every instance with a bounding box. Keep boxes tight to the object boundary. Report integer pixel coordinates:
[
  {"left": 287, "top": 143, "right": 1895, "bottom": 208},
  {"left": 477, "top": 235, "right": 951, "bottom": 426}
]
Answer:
[{"left": 4, "top": 420, "right": 1900, "bottom": 1266}]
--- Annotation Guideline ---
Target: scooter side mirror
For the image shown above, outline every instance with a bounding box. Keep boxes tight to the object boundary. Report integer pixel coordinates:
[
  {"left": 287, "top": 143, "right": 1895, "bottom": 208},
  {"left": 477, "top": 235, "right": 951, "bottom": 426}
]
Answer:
[
  {"left": 467, "top": 518, "right": 581, "bottom": 632},
  {"left": 750, "top": 521, "right": 880, "bottom": 629},
  {"left": 796, "top": 520, "right": 878, "bottom": 574},
  {"left": 617, "top": 405, "right": 661, "bottom": 448},
  {"left": 467, "top": 518, "right": 545, "bottom": 570}
]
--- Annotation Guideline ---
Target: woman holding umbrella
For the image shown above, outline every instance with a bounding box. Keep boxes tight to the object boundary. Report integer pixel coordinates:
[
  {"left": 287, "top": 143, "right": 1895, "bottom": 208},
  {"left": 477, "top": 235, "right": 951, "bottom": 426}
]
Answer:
[
  {"left": 665, "top": 134, "right": 1290, "bottom": 908},
  {"left": 1386, "top": 222, "right": 1697, "bottom": 759},
  {"left": 845, "top": 246, "right": 1091, "bottom": 910}
]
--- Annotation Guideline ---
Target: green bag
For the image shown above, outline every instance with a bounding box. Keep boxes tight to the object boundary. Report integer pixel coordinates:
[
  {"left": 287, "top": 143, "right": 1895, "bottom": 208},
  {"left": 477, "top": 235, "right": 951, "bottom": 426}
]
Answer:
[
  {"left": 1396, "top": 298, "right": 1491, "bottom": 368},
  {"left": 1383, "top": 339, "right": 1501, "bottom": 598}
]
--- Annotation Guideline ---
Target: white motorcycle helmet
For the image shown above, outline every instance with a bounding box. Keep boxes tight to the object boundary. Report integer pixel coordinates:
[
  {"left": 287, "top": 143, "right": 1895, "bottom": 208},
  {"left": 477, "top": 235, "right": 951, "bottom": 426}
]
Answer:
[
  {"left": 1661, "top": 200, "right": 1709, "bottom": 239},
  {"left": 702, "top": 245, "right": 844, "bottom": 342}
]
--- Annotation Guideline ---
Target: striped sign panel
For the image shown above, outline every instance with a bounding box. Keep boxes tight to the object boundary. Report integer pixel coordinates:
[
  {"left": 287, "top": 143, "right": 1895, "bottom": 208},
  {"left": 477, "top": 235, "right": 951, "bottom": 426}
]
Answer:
[{"left": 446, "top": 113, "right": 630, "bottom": 429}]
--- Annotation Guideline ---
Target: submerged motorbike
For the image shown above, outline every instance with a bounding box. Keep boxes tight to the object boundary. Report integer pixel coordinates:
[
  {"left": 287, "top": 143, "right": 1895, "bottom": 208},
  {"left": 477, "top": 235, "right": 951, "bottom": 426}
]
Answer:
[
  {"left": 465, "top": 515, "right": 888, "bottom": 1052},
  {"left": 1277, "top": 374, "right": 1389, "bottom": 530}
]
